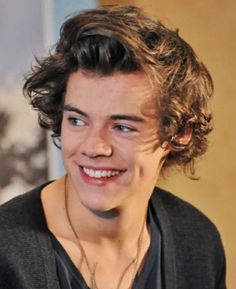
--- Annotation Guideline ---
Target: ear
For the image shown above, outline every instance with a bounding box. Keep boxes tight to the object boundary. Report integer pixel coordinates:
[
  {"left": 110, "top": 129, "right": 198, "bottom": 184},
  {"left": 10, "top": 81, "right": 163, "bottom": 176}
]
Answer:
[{"left": 169, "top": 124, "right": 193, "bottom": 151}]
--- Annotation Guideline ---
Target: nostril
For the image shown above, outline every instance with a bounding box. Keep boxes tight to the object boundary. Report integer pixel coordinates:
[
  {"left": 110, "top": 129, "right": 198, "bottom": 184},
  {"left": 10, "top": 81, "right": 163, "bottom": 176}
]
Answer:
[{"left": 80, "top": 143, "right": 113, "bottom": 158}]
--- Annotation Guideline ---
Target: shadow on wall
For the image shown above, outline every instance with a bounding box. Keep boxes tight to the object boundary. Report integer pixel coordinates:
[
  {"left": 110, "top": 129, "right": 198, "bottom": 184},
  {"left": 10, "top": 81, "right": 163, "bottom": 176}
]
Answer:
[
  {"left": 0, "top": 109, "right": 47, "bottom": 203},
  {"left": 0, "top": 0, "right": 47, "bottom": 203}
]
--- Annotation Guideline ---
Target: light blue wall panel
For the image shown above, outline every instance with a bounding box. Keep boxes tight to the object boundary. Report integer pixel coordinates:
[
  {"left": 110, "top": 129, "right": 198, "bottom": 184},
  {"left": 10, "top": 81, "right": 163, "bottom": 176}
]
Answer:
[
  {"left": 48, "top": 0, "right": 97, "bottom": 179},
  {"left": 53, "top": 0, "right": 97, "bottom": 39}
]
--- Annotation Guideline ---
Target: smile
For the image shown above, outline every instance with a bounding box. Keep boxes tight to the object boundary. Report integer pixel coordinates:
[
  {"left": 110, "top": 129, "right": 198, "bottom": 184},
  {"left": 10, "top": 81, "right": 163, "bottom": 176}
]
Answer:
[{"left": 82, "top": 167, "right": 124, "bottom": 178}]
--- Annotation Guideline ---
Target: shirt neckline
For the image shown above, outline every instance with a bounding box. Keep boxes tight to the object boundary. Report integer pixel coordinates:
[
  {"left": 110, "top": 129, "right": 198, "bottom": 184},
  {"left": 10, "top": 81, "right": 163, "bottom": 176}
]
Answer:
[{"left": 50, "top": 208, "right": 161, "bottom": 289}]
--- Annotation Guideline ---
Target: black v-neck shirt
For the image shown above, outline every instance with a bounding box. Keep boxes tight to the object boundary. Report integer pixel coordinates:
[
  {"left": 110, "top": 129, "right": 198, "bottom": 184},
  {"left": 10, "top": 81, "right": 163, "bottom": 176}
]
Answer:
[{"left": 50, "top": 210, "right": 162, "bottom": 289}]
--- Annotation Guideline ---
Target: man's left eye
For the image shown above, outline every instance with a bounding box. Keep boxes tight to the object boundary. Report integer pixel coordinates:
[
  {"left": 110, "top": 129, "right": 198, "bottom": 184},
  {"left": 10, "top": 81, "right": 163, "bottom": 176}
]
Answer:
[{"left": 113, "top": 124, "right": 136, "bottom": 133}]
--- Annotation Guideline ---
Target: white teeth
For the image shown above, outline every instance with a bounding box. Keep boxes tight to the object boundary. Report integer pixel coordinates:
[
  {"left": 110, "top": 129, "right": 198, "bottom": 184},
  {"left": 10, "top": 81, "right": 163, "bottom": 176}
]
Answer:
[{"left": 82, "top": 167, "right": 121, "bottom": 178}]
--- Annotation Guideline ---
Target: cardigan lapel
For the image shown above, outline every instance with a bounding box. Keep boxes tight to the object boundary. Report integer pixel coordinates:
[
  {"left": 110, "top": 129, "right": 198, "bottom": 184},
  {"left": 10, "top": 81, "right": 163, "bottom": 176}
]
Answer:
[
  {"left": 150, "top": 188, "right": 178, "bottom": 289},
  {"left": 28, "top": 185, "right": 62, "bottom": 289}
]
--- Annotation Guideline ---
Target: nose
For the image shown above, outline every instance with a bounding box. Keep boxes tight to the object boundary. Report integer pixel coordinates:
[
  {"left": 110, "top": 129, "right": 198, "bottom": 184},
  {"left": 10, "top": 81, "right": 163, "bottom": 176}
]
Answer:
[{"left": 80, "top": 126, "right": 113, "bottom": 158}]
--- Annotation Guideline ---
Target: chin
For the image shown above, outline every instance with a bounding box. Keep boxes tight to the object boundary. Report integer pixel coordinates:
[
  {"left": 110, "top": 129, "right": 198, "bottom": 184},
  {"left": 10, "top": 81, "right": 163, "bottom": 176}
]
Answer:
[{"left": 81, "top": 199, "right": 119, "bottom": 215}]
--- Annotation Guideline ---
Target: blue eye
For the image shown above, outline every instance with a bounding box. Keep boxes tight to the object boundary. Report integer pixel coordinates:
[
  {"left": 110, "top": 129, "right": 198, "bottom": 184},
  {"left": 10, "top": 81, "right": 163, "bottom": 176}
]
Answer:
[
  {"left": 68, "top": 117, "right": 85, "bottom": 126},
  {"left": 113, "top": 124, "right": 136, "bottom": 133}
]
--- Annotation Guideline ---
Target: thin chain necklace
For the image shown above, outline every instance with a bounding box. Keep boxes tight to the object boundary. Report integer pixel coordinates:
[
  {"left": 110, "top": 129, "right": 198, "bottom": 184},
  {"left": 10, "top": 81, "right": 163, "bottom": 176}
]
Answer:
[{"left": 64, "top": 176, "right": 146, "bottom": 289}]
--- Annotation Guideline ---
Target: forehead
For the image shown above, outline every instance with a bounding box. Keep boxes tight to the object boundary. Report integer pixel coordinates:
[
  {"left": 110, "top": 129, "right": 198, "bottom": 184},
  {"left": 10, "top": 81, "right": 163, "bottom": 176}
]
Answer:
[{"left": 65, "top": 70, "right": 156, "bottom": 115}]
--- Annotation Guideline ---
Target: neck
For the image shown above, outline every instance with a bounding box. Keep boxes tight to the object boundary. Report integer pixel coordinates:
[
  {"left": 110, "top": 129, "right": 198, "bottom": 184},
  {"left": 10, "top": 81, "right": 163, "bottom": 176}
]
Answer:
[
  {"left": 64, "top": 175, "right": 150, "bottom": 248},
  {"left": 42, "top": 175, "right": 152, "bottom": 289}
]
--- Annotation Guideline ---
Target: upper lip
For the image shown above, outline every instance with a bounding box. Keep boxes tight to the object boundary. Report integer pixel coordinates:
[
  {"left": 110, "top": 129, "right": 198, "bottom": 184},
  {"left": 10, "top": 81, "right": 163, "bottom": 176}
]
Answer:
[{"left": 79, "top": 164, "right": 126, "bottom": 172}]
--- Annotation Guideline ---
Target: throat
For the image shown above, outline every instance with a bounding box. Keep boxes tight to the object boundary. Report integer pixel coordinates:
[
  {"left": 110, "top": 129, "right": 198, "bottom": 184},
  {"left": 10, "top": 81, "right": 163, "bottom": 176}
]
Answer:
[
  {"left": 66, "top": 221, "right": 148, "bottom": 289},
  {"left": 63, "top": 175, "right": 151, "bottom": 289}
]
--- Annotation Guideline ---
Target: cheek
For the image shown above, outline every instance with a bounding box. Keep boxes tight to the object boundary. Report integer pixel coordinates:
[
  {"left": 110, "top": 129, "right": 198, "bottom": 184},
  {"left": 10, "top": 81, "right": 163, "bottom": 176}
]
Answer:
[
  {"left": 61, "top": 128, "right": 79, "bottom": 158},
  {"left": 139, "top": 148, "right": 166, "bottom": 177}
]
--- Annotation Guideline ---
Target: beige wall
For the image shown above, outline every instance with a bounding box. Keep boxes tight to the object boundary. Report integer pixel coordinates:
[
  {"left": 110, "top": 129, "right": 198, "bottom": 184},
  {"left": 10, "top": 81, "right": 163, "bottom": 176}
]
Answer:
[{"left": 99, "top": 1, "right": 236, "bottom": 287}]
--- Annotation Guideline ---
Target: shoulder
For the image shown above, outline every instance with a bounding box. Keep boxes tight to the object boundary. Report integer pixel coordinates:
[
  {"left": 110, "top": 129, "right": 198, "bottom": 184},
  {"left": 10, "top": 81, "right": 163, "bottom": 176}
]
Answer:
[
  {"left": 0, "top": 183, "right": 59, "bottom": 288},
  {"left": 151, "top": 187, "right": 226, "bottom": 258},
  {"left": 151, "top": 187, "right": 226, "bottom": 275},
  {"left": 0, "top": 183, "right": 49, "bottom": 232},
  {"left": 151, "top": 188, "right": 226, "bottom": 287},
  {"left": 0, "top": 183, "right": 51, "bottom": 266},
  {"left": 152, "top": 187, "right": 219, "bottom": 235}
]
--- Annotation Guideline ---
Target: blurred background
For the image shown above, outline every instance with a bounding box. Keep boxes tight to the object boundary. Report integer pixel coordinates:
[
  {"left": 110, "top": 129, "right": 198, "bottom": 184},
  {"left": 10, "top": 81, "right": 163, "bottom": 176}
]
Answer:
[{"left": 0, "top": 0, "right": 235, "bottom": 287}]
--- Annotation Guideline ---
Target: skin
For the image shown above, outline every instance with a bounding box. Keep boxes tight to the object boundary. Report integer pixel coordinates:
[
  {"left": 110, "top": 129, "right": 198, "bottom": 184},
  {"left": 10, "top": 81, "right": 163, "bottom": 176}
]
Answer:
[
  {"left": 41, "top": 70, "right": 170, "bottom": 289},
  {"left": 61, "top": 70, "right": 168, "bottom": 214}
]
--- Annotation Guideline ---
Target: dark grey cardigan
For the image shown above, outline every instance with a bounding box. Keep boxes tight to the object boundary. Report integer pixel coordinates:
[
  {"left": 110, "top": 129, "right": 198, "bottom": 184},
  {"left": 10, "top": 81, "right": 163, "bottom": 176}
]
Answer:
[{"left": 0, "top": 184, "right": 226, "bottom": 289}]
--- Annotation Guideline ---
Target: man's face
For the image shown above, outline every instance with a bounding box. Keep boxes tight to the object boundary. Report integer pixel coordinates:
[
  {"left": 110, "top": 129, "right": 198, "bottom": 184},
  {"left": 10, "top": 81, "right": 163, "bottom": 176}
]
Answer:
[{"left": 61, "top": 70, "right": 168, "bottom": 212}]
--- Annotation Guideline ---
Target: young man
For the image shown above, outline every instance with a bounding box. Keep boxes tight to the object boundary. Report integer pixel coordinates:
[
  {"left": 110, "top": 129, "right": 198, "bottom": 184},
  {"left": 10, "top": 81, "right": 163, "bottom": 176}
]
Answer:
[{"left": 0, "top": 5, "right": 226, "bottom": 289}]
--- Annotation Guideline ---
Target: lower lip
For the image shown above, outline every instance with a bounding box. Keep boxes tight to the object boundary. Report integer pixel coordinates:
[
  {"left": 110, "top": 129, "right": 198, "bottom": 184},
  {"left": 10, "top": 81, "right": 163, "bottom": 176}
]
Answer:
[{"left": 79, "top": 167, "right": 125, "bottom": 186}]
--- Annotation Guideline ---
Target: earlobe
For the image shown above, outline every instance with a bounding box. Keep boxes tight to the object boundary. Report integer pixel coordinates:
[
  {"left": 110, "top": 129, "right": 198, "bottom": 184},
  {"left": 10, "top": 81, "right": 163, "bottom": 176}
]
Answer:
[{"left": 160, "top": 141, "right": 171, "bottom": 155}]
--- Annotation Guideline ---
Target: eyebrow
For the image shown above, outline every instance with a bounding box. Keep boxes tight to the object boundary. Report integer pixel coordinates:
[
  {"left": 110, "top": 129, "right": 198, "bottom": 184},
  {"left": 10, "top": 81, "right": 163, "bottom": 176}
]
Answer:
[
  {"left": 109, "top": 114, "right": 145, "bottom": 122},
  {"left": 63, "top": 104, "right": 88, "bottom": 118},
  {"left": 63, "top": 104, "right": 145, "bottom": 123}
]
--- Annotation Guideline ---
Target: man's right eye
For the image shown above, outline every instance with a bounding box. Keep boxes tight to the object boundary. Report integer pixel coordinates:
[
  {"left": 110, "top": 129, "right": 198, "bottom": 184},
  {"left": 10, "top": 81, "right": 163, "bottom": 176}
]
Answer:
[{"left": 68, "top": 117, "right": 86, "bottom": 126}]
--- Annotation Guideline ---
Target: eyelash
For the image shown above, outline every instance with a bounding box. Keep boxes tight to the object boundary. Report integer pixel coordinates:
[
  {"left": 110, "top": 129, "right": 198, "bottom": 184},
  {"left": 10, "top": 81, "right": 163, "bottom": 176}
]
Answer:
[
  {"left": 67, "top": 117, "right": 137, "bottom": 133},
  {"left": 113, "top": 124, "right": 137, "bottom": 133},
  {"left": 68, "top": 117, "right": 86, "bottom": 126}
]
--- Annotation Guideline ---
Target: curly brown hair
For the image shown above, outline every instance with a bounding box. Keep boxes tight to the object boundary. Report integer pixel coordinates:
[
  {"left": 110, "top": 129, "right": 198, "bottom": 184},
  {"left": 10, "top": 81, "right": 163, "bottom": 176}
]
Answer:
[{"left": 23, "top": 5, "right": 213, "bottom": 176}]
